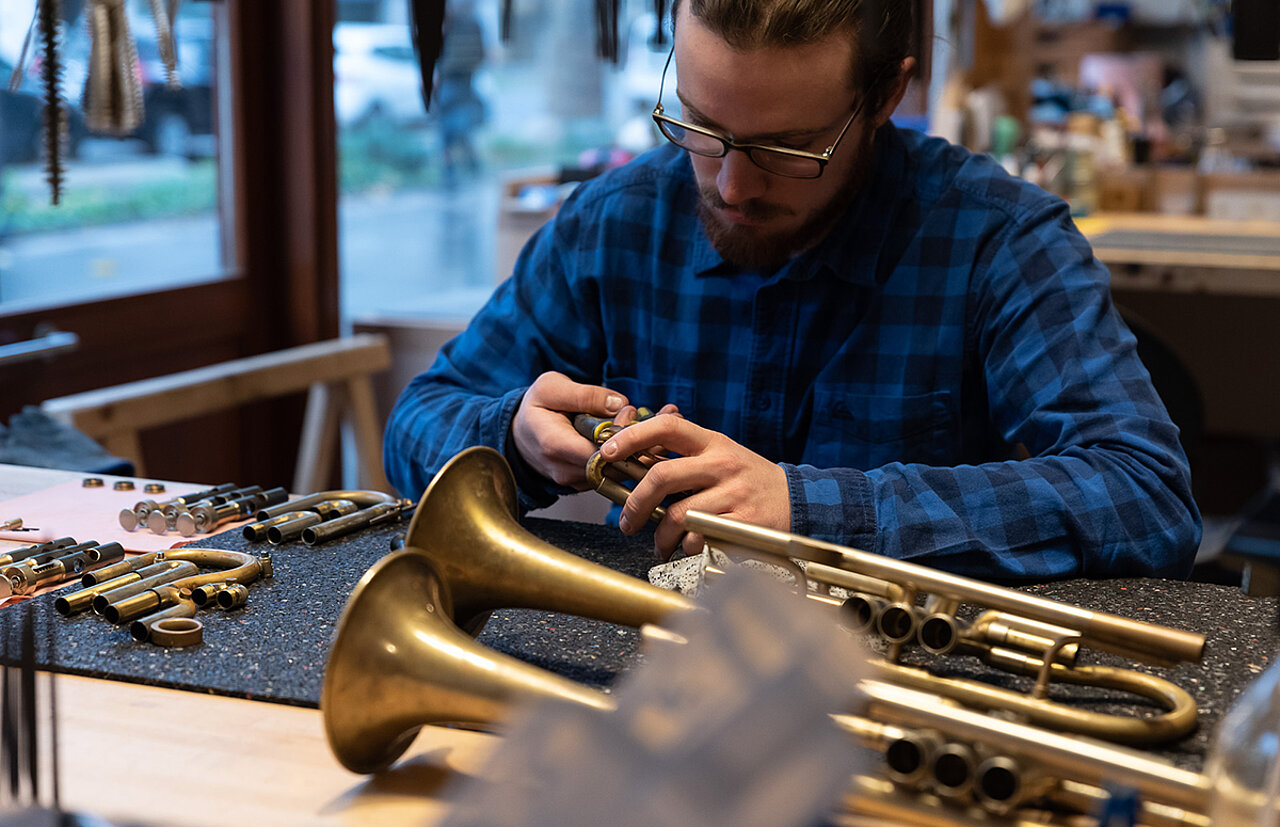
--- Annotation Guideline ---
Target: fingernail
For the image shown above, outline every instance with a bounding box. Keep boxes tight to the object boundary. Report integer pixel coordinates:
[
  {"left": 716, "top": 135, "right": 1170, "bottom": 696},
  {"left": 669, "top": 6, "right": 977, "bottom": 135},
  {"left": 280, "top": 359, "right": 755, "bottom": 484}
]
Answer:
[
  {"left": 619, "top": 514, "right": 631, "bottom": 533},
  {"left": 601, "top": 441, "right": 617, "bottom": 458},
  {"left": 605, "top": 395, "right": 623, "bottom": 412}
]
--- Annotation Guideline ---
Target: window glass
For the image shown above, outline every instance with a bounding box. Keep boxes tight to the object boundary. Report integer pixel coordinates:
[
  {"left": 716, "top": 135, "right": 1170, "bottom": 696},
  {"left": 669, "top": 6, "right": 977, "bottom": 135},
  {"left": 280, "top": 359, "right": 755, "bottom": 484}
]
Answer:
[
  {"left": 0, "top": 1, "right": 225, "bottom": 311},
  {"left": 337, "top": 0, "right": 669, "bottom": 325}
]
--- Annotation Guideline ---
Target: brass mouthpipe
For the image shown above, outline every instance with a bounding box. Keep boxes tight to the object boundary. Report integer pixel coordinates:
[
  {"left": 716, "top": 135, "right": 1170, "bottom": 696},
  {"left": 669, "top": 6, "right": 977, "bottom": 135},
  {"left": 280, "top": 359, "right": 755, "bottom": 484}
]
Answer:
[
  {"left": 94, "top": 562, "right": 199, "bottom": 616},
  {"left": 83, "top": 552, "right": 162, "bottom": 586},
  {"left": 56, "top": 560, "right": 184, "bottom": 616},
  {"left": 256, "top": 489, "right": 396, "bottom": 522},
  {"left": 129, "top": 599, "right": 197, "bottom": 642},
  {"left": 684, "top": 510, "right": 1206, "bottom": 666}
]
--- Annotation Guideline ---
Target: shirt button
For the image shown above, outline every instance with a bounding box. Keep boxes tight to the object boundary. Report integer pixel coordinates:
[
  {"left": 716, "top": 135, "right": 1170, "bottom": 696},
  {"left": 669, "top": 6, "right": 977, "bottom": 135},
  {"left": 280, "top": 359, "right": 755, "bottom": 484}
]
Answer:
[{"left": 754, "top": 394, "right": 772, "bottom": 411}]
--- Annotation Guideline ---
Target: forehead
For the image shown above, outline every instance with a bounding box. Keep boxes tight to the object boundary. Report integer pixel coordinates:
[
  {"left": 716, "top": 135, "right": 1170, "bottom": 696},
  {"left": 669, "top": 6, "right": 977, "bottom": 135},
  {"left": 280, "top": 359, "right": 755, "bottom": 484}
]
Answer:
[{"left": 672, "top": 5, "right": 857, "bottom": 133}]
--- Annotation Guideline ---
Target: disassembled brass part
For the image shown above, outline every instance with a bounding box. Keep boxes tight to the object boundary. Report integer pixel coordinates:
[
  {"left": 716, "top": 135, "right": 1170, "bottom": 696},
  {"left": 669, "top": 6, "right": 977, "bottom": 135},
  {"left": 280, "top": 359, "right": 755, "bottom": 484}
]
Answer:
[
  {"left": 113, "top": 480, "right": 135, "bottom": 491},
  {"left": 82, "top": 478, "right": 105, "bottom": 488},
  {"left": 148, "top": 617, "right": 203, "bottom": 647},
  {"left": 216, "top": 583, "right": 249, "bottom": 610},
  {"left": 147, "top": 509, "right": 179, "bottom": 535},
  {"left": 0, "top": 518, "right": 21, "bottom": 532},
  {"left": 144, "top": 483, "right": 165, "bottom": 494}
]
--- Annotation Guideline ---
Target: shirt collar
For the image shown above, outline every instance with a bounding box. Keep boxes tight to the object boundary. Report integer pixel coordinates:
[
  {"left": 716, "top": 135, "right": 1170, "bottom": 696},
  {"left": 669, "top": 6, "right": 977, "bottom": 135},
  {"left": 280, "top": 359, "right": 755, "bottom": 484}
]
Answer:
[{"left": 688, "top": 124, "right": 910, "bottom": 285}]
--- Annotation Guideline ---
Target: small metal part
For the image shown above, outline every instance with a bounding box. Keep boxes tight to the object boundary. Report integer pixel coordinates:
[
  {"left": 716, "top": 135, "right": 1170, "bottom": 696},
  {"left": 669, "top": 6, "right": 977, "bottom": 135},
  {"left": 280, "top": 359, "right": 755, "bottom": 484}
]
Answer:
[
  {"left": 113, "top": 480, "right": 135, "bottom": 491},
  {"left": 148, "top": 617, "right": 203, "bottom": 647},
  {"left": 0, "top": 518, "right": 21, "bottom": 532},
  {"left": 82, "top": 477, "right": 104, "bottom": 488},
  {"left": 144, "top": 482, "right": 165, "bottom": 494},
  {"left": 215, "top": 583, "right": 249, "bottom": 610}
]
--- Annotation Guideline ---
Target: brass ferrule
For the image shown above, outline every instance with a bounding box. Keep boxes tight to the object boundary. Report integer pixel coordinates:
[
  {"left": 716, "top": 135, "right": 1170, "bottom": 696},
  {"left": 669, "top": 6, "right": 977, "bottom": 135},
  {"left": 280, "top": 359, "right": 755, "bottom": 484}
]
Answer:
[
  {"left": 82, "top": 552, "right": 162, "bottom": 587},
  {"left": 215, "top": 583, "right": 249, "bottom": 609},
  {"left": 56, "top": 560, "right": 180, "bottom": 616},
  {"left": 94, "top": 562, "right": 199, "bottom": 616}
]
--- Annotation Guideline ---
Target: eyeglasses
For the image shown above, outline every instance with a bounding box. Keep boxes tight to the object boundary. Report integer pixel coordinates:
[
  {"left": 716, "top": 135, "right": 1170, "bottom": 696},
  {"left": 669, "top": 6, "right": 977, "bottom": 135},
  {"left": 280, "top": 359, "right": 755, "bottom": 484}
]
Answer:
[{"left": 650, "top": 47, "right": 867, "bottom": 180}]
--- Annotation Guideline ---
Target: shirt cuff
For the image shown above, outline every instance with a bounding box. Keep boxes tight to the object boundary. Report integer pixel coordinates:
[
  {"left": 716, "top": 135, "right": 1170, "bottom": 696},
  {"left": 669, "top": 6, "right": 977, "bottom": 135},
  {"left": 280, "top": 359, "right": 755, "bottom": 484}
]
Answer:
[{"left": 781, "top": 463, "right": 878, "bottom": 550}]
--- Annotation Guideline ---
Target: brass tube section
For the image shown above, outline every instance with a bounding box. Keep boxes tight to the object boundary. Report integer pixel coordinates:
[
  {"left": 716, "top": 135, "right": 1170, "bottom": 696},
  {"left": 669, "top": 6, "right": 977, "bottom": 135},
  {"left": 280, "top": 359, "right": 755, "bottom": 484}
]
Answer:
[
  {"left": 301, "top": 501, "right": 413, "bottom": 546},
  {"left": 929, "top": 741, "right": 977, "bottom": 800},
  {"left": 585, "top": 452, "right": 665, "bottom": 523},
  {"left": 0, "top": 537, "right": 76, "bottom": 568},
  {"left": 162, "top": 548, "right": 269, "bottom": 592},
  {"left": 6, "top": 542, "right": 126, "bottom": 595},
  {"left": 95, "top": 562, "right": 199, "bottom": 617},
  {"left": 56, "top": 560, "right": 184, "bottom": 616},
  {"left": 216, "top": 583, "right": 249, "bottom": 609},
  {"left": 266, "top": 513, "right": 321, "bottom": 544},
  {"left": 82, "top": 552, "right": 162, "bottom": 586},
  {"left": 130, "top": 599, "right": 197, "bottom": 642},
  {"left": 105, "top": 583, "right": 190, "bottom": 625},
  {"left": 257, "top": 489, "right": 397, "bottom": 522},
  {"left": 1049, "top": 778, "right": 1211, "bottom": 827},
  {"left": 684, "top": 510, "right": 1205, "bottom": 666}
]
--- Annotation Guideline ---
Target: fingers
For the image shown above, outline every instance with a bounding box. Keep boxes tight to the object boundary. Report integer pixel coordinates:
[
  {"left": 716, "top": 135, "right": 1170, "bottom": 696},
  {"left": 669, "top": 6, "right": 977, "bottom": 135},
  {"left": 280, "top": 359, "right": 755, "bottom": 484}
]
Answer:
[
  {"left": 512, "top": 372, "right": 628, "bottom": 488},
  {"left": 600, "top": 414, "right": 708, "bottom": 465}
]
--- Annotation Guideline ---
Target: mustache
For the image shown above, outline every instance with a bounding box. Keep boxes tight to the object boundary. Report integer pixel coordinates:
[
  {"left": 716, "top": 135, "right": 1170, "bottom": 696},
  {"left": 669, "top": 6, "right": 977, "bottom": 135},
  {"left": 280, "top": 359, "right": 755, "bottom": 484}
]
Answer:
[{"left": 698, "top": 185, "right": 789, "bottom": 221}]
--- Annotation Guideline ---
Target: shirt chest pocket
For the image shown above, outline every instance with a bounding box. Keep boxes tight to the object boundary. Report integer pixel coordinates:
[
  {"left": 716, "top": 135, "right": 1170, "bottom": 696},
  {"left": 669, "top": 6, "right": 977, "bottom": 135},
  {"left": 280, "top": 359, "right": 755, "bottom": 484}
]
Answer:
[{"left": 808, "top": 387, "right": 956, "bottom": 469}]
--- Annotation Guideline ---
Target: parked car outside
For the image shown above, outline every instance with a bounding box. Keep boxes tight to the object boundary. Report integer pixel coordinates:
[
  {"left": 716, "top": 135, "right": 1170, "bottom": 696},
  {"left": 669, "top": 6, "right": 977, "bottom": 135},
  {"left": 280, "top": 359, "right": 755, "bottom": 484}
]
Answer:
[
  {"left": 333, "top": 22, "right": 428, "bottom": 129},
  {"left": 0, "top": 55, "right": 86, "bottom": 164}
]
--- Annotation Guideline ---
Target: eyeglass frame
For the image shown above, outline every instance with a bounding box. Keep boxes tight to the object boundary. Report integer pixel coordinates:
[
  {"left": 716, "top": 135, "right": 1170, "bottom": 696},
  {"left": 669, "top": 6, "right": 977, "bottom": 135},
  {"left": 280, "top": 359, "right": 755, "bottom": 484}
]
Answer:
[{"left": 649, "top": 46, "right": 872, "bottom": 180}]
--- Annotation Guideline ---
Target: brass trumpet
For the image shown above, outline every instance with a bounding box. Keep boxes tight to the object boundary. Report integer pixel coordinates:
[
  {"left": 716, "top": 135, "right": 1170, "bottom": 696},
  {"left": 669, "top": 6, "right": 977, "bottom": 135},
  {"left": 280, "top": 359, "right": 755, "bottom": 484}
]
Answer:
[{"left": 318, "top": 448, "right": 1210, "bottom": 821}]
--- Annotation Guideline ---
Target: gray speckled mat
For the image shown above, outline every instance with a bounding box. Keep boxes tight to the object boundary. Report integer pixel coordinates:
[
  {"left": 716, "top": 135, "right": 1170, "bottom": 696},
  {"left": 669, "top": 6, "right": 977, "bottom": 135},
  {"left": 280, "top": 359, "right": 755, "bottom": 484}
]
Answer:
[{"left": 0, "top": 519, "right": 1274, "bottom": 772}]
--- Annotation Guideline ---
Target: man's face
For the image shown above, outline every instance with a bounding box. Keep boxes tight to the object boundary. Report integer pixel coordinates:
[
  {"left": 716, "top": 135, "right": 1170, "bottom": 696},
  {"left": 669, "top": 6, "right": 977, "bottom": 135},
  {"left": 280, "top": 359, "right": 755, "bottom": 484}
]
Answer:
[{"left": 673, "top": 5, "right": 877, "bottom": 270}]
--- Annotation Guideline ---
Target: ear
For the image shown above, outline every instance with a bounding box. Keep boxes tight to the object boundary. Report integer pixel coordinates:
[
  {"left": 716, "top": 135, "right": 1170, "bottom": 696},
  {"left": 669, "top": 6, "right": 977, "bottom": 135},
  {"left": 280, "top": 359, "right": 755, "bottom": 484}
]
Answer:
[{"left": 873, "top": 57, "right": 917, "bottom": 128}]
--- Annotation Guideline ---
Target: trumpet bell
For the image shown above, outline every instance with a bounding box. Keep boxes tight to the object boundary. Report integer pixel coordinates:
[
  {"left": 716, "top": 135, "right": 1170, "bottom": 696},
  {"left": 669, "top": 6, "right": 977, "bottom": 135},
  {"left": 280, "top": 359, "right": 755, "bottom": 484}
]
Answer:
[
  {"left": 404, "top": 446, "right": 694, "bottom": 634},
  {"left": 321, "top": 548, "right": 614, "bottom": 774}
]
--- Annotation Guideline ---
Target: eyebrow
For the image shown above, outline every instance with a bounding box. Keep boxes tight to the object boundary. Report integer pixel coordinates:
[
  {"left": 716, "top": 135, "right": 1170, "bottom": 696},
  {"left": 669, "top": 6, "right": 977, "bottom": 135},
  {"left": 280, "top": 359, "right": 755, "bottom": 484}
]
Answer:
[{"left": 675, "top": 93, "right": 830, "bottom": 144}]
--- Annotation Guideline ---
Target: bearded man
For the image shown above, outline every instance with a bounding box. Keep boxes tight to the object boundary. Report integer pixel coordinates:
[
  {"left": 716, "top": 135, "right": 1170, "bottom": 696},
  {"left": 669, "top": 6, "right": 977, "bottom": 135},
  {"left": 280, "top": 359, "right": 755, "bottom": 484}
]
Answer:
[{"left": 384, "top": 0, "right": 1200, "bottom": 580}]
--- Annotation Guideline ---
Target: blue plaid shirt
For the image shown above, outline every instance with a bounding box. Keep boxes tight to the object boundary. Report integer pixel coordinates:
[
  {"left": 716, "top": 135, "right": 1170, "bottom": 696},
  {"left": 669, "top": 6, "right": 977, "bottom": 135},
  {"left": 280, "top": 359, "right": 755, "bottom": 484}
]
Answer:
[{"left": 385, "top": 126, "right": 1200, "bottom": 581}]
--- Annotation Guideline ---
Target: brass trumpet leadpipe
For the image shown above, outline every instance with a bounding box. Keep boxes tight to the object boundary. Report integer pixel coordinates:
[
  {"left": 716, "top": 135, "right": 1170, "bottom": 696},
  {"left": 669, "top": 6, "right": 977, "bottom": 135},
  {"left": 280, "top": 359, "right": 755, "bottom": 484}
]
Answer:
[{"left": 684, "top": 510, "right": 1205, "bottom": 666}]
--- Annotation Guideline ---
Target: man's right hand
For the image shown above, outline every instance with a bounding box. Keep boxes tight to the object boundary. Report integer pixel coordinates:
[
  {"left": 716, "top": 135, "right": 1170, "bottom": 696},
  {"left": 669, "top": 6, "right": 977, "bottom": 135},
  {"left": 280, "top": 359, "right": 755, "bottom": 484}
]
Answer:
[{"left": 511, "top": 371, "right": 628, "bottom": 490}]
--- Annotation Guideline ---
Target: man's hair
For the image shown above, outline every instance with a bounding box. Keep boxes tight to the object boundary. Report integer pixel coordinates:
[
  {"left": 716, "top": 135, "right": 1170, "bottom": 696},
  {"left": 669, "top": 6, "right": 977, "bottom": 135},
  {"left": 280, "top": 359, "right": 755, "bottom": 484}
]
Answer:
[{"left": 672, "top": 0, "right": 913, "bottom": 115}]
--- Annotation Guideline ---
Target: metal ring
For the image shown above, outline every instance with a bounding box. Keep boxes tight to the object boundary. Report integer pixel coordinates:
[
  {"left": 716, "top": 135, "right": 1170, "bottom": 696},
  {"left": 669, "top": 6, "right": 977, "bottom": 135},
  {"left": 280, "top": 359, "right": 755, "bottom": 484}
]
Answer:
[{"left": 148, "top": 617, "right": 204, "bottom": 647}]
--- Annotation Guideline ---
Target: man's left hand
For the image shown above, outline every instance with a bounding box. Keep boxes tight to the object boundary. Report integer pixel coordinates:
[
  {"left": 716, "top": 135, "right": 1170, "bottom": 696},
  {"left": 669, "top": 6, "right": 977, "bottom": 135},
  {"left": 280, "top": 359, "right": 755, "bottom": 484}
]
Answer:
[{"left": 598, "top": 414, "right": 790, "bottom": 560}]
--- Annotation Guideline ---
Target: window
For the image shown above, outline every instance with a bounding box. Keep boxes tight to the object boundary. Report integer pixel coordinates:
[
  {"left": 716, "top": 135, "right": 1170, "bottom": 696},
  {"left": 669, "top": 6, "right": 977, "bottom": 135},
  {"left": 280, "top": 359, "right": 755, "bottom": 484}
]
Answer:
[{"left": 0, "top": 2, "right": 226, "bottom": 312}]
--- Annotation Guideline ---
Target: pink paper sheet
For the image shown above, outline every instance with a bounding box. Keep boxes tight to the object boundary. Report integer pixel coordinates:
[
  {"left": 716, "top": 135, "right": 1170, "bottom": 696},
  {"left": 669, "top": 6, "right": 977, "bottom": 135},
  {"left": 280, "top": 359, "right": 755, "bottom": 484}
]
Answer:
[{"left": 0, "top": 477, "right": 253, "bottom": 552}]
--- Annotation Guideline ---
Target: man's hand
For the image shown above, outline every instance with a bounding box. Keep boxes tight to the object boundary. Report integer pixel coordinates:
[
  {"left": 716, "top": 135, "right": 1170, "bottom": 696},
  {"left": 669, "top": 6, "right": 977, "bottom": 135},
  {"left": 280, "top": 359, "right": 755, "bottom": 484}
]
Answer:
[
  {"left": 511, "top": 371, "right": 630, "bottom": 490},
  {"left": 598, "top": 414, "right": 790, "bottom": 560}
]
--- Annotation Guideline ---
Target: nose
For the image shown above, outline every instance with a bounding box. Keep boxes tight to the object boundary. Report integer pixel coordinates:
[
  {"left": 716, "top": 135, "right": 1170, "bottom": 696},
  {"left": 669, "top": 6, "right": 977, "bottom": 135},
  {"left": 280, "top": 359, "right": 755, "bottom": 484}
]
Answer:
[{"left": 715, "top": 149, "right": 768, "bottom": 206}]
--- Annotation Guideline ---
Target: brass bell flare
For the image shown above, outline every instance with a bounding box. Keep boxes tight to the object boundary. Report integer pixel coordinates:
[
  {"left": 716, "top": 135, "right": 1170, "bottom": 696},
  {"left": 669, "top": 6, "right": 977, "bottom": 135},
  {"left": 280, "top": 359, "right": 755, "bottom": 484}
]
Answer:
[
  {"left": 321, "top": 548, "right": 615, "bottom": 774},
  {"left": 404, "top": 445, "right": 695, "bottom": 635}
]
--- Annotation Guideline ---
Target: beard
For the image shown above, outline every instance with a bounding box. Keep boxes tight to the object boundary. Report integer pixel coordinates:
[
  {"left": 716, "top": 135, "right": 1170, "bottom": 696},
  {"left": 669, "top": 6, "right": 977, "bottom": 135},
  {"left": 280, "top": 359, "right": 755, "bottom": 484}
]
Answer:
[{"left": 693, "top": 135, "right": 874, "bottom": 272}]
